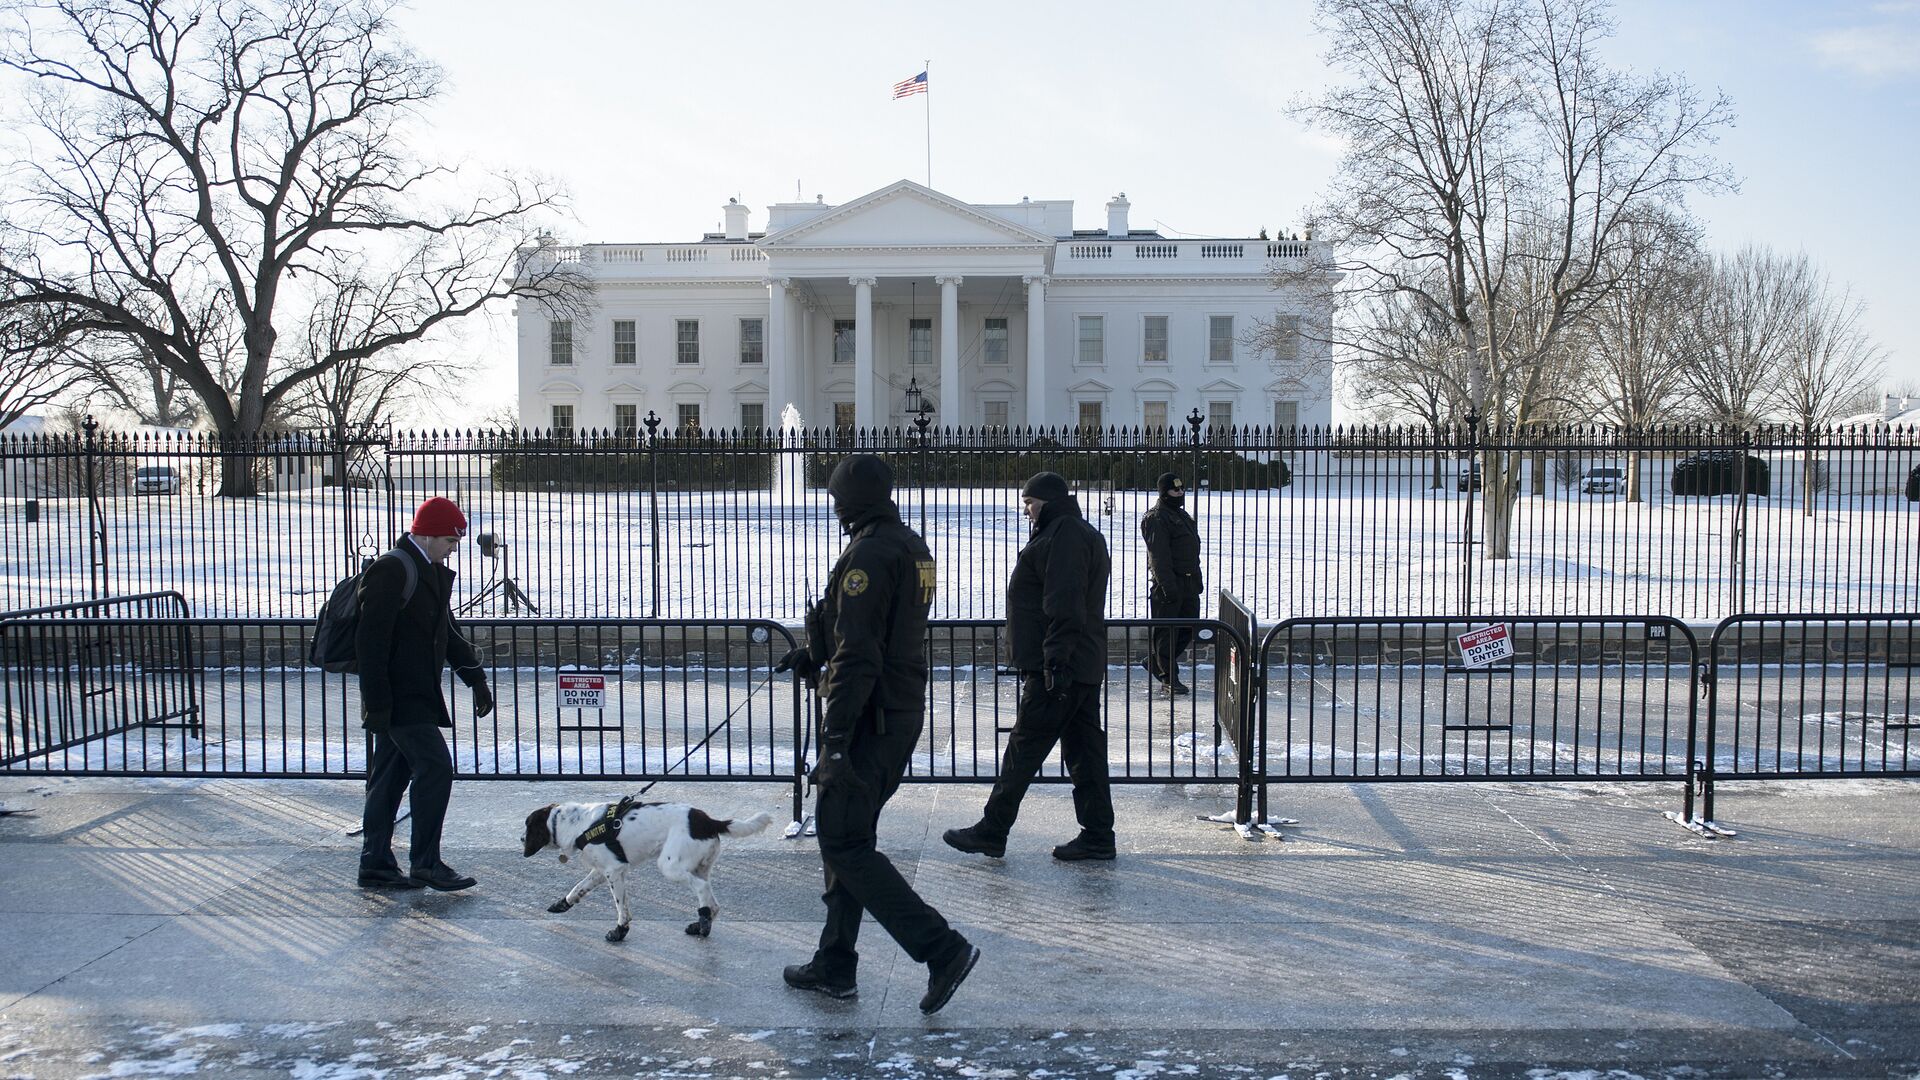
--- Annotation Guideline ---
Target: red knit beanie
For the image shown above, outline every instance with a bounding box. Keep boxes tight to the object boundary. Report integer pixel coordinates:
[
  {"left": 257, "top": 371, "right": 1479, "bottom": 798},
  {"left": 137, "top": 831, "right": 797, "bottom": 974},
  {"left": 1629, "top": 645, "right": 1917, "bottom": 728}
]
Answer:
[{"left": 410, "top": 496, "right": 468, "bottom": 537}]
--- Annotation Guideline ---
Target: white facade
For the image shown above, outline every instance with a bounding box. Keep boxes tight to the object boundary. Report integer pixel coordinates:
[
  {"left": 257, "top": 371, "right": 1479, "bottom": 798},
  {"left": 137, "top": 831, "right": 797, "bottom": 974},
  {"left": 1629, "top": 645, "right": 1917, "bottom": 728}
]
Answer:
[{"left": 516, "top": 181, "right": 1332, "bottom": 435}]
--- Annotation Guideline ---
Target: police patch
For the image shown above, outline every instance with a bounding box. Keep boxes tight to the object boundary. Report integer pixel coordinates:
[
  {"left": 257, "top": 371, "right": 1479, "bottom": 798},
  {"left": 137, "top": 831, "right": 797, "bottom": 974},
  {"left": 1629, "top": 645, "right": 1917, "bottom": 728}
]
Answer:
[{"left": 842, "top": 568, "right": 870, "bottom": 597}]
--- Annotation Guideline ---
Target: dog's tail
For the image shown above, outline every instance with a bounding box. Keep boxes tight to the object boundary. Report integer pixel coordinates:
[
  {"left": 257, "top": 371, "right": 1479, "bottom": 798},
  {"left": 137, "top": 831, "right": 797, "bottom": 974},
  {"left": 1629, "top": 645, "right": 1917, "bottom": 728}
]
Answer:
[{"left": 725, "top": 811, "right": 775, "bottom": 839}]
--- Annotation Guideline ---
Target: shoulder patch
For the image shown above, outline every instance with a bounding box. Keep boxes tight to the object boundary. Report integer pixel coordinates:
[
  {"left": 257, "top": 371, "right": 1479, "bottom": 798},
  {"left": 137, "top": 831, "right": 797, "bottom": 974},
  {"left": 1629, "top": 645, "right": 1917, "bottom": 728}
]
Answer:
[{"left": 842, "top": 568, "right": 870, "bottom": 597}]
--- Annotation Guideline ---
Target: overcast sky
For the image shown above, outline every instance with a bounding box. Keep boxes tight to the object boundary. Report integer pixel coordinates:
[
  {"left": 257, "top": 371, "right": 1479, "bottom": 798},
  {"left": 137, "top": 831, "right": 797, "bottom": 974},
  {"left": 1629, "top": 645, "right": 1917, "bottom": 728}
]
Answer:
[{"left": 390, "top": 0, "right": 1920, "bottom": 425}]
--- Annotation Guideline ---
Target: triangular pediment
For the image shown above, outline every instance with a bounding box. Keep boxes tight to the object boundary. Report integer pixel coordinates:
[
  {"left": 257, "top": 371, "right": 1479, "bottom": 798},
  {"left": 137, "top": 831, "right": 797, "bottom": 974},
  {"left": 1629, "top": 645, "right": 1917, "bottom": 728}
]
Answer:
[
  {"left": 1066, "top": 378, "right": 1114, "bottom": 394},
  {"left": 760, "top": 180, "right": 1055, "bottom": 249},
  {"left": 1199, "top": 378, "right": 1245, "bottom": 393}
]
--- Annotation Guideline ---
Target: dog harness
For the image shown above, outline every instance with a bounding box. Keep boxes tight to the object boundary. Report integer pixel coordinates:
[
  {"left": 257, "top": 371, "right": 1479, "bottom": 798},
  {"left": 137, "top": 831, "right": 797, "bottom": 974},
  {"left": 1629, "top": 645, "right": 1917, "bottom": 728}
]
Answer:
[{"left": 573, "top": 796, "right": 648, "bottom": 863}]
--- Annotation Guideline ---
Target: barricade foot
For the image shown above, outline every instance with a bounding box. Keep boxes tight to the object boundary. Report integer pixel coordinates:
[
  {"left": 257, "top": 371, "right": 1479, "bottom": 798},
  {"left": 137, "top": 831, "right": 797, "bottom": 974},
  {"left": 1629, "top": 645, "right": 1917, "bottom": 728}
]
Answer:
[{"left": 1664, "top": 809, "right": 1737, "bottom": 838}]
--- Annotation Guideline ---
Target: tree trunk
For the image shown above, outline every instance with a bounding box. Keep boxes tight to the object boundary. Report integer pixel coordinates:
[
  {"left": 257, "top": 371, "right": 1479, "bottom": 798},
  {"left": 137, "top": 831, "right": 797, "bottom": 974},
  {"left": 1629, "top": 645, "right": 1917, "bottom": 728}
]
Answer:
[
  {"left": 1482, "top": 449, "right": 1517, "bottom": 560},
  {"left": 1626, "top": 449, "right": 1643, "bottom": 504},
  {"left": 1531, "top": 449, "right": 1546, "bottom": 495}
]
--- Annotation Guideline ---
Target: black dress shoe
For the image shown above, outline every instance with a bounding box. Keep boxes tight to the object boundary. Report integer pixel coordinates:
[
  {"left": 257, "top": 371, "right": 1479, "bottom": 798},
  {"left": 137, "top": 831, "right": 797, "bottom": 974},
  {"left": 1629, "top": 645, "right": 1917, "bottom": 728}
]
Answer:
[
  {"left": 920, "top": 943, "right": 981, "bottom": 1014},
  {"left": 942, "top": 824, "right": 1006, "bottom": 859},
  {"left": 1165, "top": 672, "right": 1191, "bottom": 695},
  {"left": 782, "top": 961, "right": 857, "bottom": 999},
  {"left": 357, "top": 868, "right": 424, "bottom": 890},
  {"left": 1051, "top": 836, "right": 1117, "bottom": 861},
  {"left": 410, "top": 865, "right": 478, "bottom": 891}
]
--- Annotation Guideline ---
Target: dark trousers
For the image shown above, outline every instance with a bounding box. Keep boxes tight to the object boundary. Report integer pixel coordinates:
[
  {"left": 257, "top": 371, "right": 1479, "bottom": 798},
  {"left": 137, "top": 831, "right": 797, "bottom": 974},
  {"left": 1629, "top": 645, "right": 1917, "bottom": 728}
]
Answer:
[
  {"left": 813, "top": 708, "right": 966, "bottom": 980},
  {"left": 360, "top": 723, "right": 454, "bottom": 873},
  {"left": 978, "top": 676, "right": 1115, "bottom": 843},
  {"left": 1147, "top": 584, "right": 1201, "bottom": 675}
]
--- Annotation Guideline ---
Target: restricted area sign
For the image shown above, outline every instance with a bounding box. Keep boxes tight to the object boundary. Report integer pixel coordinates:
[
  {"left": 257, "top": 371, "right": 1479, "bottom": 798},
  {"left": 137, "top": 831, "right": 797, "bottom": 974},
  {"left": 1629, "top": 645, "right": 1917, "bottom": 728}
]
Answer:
[
  {"left": 557, "top": 672, "right": 608, "bottom": 710},
  {"left": 1456, "top": 624, "right": 1515, "bottom": 668}
]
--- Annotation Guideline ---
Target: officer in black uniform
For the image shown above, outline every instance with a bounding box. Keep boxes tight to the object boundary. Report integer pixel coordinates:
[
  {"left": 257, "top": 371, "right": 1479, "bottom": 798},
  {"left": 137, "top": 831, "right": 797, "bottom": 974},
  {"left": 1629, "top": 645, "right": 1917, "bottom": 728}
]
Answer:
[
  {"left": 1139, "top": 471, "right": 1202, "bottom": 694},
  {"left": 944, "top": 470, "right": 1116, "bottom": 862},
  {"left": 775, "top": 454, "right": 980, "bottom": 1015}
]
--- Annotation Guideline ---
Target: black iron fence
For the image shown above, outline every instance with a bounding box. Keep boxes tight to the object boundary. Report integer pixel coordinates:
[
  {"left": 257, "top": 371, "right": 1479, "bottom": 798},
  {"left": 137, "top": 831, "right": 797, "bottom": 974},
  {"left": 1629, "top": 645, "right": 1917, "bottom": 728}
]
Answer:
[{"left": 3, "top": 420, "right": 1915, "bottom": 625}]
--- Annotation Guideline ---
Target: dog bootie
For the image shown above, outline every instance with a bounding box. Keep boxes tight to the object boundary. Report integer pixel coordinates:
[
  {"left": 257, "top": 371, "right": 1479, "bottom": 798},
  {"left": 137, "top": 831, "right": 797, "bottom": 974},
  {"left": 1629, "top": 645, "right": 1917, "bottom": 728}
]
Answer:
[{"left": 685, "top": 905, "right": 714, "bottom": 937}]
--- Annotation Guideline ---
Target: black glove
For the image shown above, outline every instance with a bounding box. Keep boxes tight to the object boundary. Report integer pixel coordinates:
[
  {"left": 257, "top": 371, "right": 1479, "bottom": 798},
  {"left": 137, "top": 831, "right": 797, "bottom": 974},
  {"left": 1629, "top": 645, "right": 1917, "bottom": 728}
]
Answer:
[
  {"left": 472, "top": 682, "right": 495, "bottom": 719},
  {"left": 775, "top": 646, "right": 822, "bottom": 684},
  {"left": 363, "top": 708, "right": 392, "bottom": 734},
  {"left": 809, "top": 744, "right": 867, "bottom": 794}
]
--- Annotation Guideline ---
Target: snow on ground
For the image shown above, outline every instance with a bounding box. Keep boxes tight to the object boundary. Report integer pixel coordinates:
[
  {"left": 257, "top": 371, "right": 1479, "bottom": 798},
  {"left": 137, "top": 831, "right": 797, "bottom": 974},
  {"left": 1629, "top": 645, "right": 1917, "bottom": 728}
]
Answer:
[{"left": 3, "top": 478, "right": 1915, "bottom": 623}]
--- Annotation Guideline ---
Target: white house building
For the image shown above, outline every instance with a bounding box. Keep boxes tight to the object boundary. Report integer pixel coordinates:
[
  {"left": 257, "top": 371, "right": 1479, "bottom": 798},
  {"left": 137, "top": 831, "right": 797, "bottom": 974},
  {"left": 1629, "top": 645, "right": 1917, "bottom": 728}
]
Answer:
[{"left": 515, "top": 180, "right": 1331, "bottom": 436}]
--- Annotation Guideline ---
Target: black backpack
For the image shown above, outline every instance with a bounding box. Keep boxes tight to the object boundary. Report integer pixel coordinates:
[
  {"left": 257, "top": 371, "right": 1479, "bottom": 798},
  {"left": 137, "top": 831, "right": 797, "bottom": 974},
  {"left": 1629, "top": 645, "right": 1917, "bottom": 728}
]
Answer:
[{"left": 309, "top": 551, "right": 419, "bottom": 673}]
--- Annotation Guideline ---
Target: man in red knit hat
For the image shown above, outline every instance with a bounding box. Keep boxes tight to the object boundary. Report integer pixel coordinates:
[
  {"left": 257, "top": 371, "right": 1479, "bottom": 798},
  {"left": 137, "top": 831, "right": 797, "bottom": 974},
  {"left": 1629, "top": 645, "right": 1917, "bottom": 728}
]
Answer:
[{"left": 354, "top": 495, "right": 494, "bottom": 891}]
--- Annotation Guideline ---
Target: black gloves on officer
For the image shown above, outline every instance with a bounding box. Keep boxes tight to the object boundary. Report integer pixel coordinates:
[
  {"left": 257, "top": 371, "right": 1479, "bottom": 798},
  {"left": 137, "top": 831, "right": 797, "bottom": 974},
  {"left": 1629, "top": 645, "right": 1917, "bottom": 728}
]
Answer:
[
  {"left": 472, "top": 681, "right": 495, "bottom": 719},
  {"left": 809, "top": 742, "right": 869, "bottom": 795},
  {"left": 776, "top": 646, "right": 822, "bottom": 685},
  {"left": 1043, "top": 663, "right": 1074, "bottom": 703}
]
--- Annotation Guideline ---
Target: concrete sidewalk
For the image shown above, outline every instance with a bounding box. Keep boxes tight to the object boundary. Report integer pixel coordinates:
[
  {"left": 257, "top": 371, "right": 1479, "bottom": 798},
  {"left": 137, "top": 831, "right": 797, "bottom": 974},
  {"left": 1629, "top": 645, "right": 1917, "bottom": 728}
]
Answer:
[{"left": 1, "top": 774, "right": 1916, "bottom": 1079}]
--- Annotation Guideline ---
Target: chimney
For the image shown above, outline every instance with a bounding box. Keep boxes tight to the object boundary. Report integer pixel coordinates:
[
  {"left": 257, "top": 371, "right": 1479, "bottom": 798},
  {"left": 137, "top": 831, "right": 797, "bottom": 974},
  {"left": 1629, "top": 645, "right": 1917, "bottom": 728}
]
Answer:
[
  {"left": 1106, "top": 192, "right": 1130, "bottom": 239},
  {"left": 723, "top": 197, "right": 750, "bottom": 241}
]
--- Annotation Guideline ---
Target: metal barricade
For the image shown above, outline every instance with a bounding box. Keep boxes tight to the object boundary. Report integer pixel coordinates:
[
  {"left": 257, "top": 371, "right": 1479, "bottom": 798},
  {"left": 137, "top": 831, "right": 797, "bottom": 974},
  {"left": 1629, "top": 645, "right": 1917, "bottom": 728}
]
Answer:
[
  {"left": 0, "top": 617, "right": 805, "bottom": 816},
  {"left": 1257, "top": 617, "right": 1704, "bottom": 822},
  {"left": 1700, "top": 614, "right": 1918, "bottom": 822}
]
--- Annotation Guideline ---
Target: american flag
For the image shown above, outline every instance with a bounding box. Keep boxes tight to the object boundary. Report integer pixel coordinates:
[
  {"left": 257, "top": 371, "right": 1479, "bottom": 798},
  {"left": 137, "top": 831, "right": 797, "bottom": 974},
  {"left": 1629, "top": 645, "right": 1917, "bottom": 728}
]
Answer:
[{"left": 892, "top": 71, "right": 928, "bottom": 99}]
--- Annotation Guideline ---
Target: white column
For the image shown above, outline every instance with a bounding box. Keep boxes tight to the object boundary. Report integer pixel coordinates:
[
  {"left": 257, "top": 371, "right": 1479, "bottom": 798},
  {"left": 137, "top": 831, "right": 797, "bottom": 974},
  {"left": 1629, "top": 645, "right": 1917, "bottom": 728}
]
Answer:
[
  {"left": 1024, "top": 274, "right": 1048, "bottom": 429},
  {"left": 852, "top": 276, "right": 877, "bottom": 429},
  {"left": 936, "top": 275, "right": 963, "bottom": 429},
  {"left": 766, "top": 277, "right": 790, "bottom": 430}
]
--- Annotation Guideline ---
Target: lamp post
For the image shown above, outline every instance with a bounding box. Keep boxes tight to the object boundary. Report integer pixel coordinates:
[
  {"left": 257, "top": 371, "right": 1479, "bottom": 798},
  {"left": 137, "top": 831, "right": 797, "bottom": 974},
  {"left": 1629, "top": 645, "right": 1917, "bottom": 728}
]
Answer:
[{"left": 906, "top": 377, "right": 933, "bottom": 534}]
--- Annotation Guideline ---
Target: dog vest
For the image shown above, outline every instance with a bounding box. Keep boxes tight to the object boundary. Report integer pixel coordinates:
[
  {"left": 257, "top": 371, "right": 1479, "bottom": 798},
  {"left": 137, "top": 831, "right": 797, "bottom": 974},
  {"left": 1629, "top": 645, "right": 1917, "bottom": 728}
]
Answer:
[{"left": 573, "top": 796, "right": 648, "bottom": 863}]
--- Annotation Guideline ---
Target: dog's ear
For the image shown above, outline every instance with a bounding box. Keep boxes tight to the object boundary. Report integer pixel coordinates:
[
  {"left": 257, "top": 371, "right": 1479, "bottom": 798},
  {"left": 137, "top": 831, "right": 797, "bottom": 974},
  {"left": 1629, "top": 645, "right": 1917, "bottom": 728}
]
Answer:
[{"left": 522, "top": 805, "right": 555, "bottom": 858}]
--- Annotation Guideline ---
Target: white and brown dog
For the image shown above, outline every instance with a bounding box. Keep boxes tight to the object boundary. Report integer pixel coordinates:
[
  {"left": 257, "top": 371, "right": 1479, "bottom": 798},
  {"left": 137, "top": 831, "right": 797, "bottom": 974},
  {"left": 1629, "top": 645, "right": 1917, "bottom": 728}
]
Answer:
[{"left": 521, "top": 798, "right": 774, "bottom": 942}]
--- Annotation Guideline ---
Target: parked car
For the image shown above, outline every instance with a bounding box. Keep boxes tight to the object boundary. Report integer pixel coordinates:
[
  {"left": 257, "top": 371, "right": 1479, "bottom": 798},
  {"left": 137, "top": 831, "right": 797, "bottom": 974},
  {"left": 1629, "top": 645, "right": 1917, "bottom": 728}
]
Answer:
[
  {"left": 1580, "top": 466, "right": 1623, "bottom": 494},
  {"left": 1907, "top": 463, "right": 1920, "bottom": 502},
  {"left": 1670, "top": 451, "right": 1771, "bottom": 497},
  {"left": 133, "top": 465, "right": 181, "bottom": 495},
  {"left": 1457, "top": 459, "right": 1482, "bottom": 491}
]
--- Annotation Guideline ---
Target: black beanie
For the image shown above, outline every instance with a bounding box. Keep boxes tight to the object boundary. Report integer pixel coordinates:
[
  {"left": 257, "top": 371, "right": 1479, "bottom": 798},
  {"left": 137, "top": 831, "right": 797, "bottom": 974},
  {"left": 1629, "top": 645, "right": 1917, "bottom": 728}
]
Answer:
[
  {"left": 1157, "top": 472, "right": 1181, "bottom": 496},
  {"left": 829, "top": 454, "right": 893, "bottom": 520},
  {"left": 1020, "top": 471, "right": 1070, "bottom": 503}
]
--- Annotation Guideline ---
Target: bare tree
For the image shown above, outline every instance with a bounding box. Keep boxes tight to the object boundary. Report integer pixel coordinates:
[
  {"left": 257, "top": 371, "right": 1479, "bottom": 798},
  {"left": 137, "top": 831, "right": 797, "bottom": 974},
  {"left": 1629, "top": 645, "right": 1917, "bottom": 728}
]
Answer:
[
  {"left": 1679, "top": 245, "right": 1814, "bottom": 427},
  {"left": 0, "top": 0, "right": 587, "bottom": 494},
  {"left": 0, "top": 300, "right": 88, "bottom": 429},
  {"left": 1771, "top": 271, "right": 1883, "bottom": 514},
  {"left": 1338, "top": 285, "right": 1473, "bottom": 487},
  {"left": 71, "top": 340, "right": 205, "bottom": 429},
  {"left": 1580, "top": 212, "right": 1701, "bottom": 499},
  {"left": 1287, "top": 0, "right": 1732, "bottom": 557}
]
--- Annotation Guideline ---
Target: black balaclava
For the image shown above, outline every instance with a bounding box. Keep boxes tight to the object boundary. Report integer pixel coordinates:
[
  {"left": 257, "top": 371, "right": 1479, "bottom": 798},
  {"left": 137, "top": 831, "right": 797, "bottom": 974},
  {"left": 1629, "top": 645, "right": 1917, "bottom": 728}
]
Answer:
[
  {"left": 1157, "top": 472, "right": 1184, "bottom": 506},
  {"left": 828, "top": 454, "right": 895, "bottom": 533}
]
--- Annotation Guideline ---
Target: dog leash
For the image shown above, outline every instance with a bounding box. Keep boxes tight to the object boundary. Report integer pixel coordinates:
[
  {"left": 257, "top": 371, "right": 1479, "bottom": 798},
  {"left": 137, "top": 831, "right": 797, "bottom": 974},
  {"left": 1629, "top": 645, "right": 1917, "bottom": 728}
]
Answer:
[{"left": 632, "top": 668, "right": 779, "bottom": 797}]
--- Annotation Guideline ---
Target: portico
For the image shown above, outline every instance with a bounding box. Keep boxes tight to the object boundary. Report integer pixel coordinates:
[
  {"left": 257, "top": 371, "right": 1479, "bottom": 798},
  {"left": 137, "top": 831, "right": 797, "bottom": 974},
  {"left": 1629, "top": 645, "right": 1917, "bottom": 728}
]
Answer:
[{"left": 755, "top": 181, "right": 1055, "bottom": 430}]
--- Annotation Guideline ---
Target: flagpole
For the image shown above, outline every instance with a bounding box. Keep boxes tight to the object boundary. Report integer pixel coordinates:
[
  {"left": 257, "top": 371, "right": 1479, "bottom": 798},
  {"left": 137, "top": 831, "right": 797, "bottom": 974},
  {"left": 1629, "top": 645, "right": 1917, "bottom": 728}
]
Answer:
[{"left": 923, "top": 59, "right": 932, "bottom": 187}]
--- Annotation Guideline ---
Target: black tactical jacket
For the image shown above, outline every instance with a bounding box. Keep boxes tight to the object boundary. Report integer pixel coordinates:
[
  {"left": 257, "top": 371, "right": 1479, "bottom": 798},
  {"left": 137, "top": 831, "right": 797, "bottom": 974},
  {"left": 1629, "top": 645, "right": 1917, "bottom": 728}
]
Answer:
[
  {"left": 1005, "top": 495, "right": 1111, "bottom": 684},
  {"left": 1140, "top": 498, "right": 1202, "bottom": 593},
  {"left": 814, "top": 508, "right": 937, "bottom": 746}
]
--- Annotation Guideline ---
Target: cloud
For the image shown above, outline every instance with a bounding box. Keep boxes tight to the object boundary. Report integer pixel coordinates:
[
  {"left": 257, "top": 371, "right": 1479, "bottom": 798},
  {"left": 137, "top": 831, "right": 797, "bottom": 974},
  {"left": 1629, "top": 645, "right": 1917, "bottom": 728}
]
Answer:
[{"left": 1811, "top": 24, "right": 1920, "bottom": 77}]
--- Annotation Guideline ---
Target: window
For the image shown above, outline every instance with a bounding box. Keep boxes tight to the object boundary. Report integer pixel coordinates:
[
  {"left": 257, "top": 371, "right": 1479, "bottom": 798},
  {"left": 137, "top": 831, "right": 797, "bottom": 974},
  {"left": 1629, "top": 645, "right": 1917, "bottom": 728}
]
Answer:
[
  {"left": 1271, "top": 314, "right": 1301, "bottom": 364},
  {"left": 739, "top": 318, "right": 763, "bottom": 365},
  {"left": 740, "top": 402, "right": 765, "bottom": 432},
  {"left": 613, "top": 403, "right": 638, "bottom": 435},
  {"left": 676, "top": 320, "right": 700, "bottom": 365},
  {"left": 1143, "top": 316, "right": 1169, "bottom": 363},
  {"left": 1143, "top": 400, "right": 1169, "bottom": 432},
  {"left": 550, "top": 403, "right": 574, "bottom": 434},
  {"left": 1273, "top": 399, "right": 1299, "bottom": 430},
  {"left": 1209, "top": 316, "right": 1235, "bottom": 364},
  {"left": 1208, "top": 400, "right": 1234, "bottom": 437},
  {"left": 833, "top": 320, "right": 855, "bottom": 364},
  {"left": 909, "top": 318, "right": 931, "bottom": 367},
  {"left": 1078, "top": 401, "right": 1103, "bottom": 430},
  {"left": 613, "top": 320, "right": 636, "bottom": 365},
  {"left": 984, "top": 318, "right": 1008, "bottom": 365},
  {"left": 833, "top": 401, "right": 855, "bottom": 430},
  {"left": 1077, "top": 316, "right": 1104, "bottom": 365},
  {"left": 549, "top": 320, "right": 573, "bottom": 366},
  {"left": 676, "top": 403, "right": 701, "bottom": 431},
  {"left": 983, "top": 400, "right": 1009, "bottom": 429}
]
